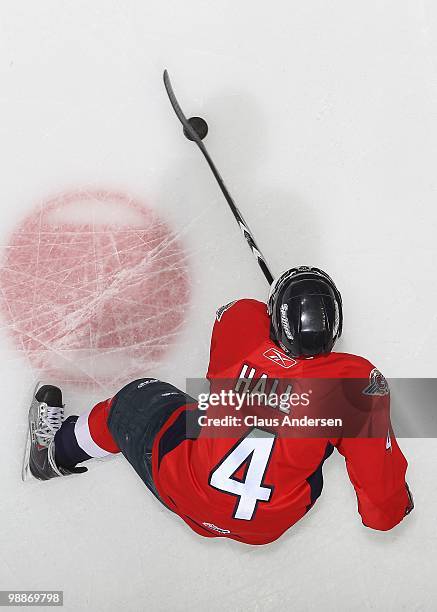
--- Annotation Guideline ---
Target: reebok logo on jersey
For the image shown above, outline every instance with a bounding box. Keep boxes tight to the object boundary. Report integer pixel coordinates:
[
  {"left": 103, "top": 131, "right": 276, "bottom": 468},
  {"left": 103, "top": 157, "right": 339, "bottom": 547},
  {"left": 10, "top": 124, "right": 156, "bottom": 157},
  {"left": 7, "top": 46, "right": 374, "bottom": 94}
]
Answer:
[
  {"left": 263, "top": 347, "right": 297, "bottom": 369},
  {"left": 362, "top": 368, "right": 389, "bottom": 396},
  {"left": 202, "top": 522, "right": 231, "bottom": 534}
]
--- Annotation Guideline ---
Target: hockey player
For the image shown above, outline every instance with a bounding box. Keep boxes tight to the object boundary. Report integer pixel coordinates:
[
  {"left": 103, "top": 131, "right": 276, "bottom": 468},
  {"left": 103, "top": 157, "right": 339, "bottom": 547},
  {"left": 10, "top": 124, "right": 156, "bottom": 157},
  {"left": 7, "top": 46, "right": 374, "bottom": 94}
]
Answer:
[{"left": 24, "top": 266, "right": 413, "bottom": 545}]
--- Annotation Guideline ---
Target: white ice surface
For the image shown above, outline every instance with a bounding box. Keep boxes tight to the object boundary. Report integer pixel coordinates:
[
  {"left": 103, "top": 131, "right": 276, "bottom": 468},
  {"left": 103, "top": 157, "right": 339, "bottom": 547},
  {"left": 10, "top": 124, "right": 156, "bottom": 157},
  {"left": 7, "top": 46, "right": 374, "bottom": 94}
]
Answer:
[{"left": 0, "top": 1, "right": 436, "bottom": 610}]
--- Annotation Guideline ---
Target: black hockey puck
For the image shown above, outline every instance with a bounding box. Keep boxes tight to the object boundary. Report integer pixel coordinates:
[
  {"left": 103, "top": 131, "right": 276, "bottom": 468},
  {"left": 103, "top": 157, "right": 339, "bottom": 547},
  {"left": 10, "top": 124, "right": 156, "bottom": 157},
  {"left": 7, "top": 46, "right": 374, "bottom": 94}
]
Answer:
[{"left": 184, "top": 116, "right": 208, "bottom": 141}]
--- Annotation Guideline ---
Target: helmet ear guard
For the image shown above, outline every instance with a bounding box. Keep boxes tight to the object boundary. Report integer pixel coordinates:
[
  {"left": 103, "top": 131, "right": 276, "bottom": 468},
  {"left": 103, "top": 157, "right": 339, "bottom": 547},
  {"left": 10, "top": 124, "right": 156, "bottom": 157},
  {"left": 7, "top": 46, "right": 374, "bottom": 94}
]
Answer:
[{"left": 268, "top": 266, "right": 343, "bottom": 358}]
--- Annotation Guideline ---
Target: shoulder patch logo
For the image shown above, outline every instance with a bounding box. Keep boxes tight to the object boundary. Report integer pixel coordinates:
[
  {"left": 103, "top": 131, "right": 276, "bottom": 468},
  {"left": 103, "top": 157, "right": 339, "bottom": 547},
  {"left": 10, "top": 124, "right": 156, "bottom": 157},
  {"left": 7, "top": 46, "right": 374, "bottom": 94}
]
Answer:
[
  {"left": 216, "top": 301, "right": 237, "bottom": 321},
  {"left": 362, "top": 368, "right": 389, "bottom": 396},
  {"left": 263, "top": 347, "right": 297, "bottom": 369}
]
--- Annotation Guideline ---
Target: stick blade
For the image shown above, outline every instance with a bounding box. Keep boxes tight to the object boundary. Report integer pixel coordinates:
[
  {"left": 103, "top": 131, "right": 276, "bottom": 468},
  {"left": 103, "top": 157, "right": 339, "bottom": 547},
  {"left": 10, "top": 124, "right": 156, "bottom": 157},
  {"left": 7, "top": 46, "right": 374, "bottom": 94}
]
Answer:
[{"left": 163, "top": 69, "right": 203, "bottom": 144}]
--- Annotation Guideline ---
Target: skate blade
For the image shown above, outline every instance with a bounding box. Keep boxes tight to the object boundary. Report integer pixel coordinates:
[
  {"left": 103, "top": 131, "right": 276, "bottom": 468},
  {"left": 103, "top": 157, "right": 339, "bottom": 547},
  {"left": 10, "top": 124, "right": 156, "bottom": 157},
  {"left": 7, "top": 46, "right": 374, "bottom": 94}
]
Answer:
[
  {"left": 21, "top": 381, "right": 43, "bottom": 482},
  {"left": 22, "top": 429, "right": 30, "bottom": 481}
]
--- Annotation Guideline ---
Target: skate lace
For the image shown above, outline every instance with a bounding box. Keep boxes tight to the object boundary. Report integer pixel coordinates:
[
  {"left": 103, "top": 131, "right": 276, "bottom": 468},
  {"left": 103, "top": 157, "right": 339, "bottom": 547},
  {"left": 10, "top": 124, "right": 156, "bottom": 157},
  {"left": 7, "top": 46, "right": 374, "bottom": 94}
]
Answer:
[{"left": 36, "top": 402, "right": 64, "bottom": 446}]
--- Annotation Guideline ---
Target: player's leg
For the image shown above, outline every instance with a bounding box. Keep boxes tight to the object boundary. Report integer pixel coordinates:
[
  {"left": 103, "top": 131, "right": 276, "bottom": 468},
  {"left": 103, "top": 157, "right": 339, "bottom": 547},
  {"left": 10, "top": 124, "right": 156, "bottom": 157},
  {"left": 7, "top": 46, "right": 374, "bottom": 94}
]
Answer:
[
  {"left": 25, "top": 378, "right": 194, "bottom": 499},
  {"left": 106, "top": 378, "right": 195, "bottom": 503},
  {"left": 54, "top": 397, "right": 120, "bottom": 469},
  {"left": 54, "top": 377, "right": 193, "bottom": 495}
]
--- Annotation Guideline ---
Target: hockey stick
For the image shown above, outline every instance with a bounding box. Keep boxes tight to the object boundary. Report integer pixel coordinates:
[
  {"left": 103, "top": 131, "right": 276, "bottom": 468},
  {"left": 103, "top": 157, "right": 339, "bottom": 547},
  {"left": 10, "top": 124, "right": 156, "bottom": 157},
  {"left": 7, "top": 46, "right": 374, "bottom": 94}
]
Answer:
[{"left": 163, "top": 69, "right": 274, "bottom": 285}]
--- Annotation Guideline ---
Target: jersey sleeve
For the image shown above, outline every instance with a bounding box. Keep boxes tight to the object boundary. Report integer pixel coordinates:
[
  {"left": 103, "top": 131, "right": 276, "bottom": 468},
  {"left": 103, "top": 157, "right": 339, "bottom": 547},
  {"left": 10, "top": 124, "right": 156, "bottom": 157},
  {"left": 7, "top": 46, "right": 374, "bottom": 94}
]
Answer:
[
  {"left": 335, "top": 364, "right": 413, "bottom": 530},
  {"left": 207, "top": 299, "right": 269, "bottom": 378}
]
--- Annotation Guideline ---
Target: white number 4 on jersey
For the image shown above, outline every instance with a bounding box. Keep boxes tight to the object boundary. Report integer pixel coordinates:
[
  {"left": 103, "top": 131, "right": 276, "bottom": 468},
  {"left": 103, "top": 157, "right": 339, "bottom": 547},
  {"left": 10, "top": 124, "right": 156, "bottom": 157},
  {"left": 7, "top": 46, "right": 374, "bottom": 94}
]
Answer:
[{"left": 209, "top": 428, "right": 276, "bottom": 521}]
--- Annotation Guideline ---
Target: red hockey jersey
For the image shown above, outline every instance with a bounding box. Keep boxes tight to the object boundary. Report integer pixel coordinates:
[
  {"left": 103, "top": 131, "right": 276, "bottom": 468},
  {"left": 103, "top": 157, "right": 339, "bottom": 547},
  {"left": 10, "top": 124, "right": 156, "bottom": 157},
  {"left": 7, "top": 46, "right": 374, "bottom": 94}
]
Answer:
[{"left": 152, "top": 299, "right": 412, "bottom": 544}]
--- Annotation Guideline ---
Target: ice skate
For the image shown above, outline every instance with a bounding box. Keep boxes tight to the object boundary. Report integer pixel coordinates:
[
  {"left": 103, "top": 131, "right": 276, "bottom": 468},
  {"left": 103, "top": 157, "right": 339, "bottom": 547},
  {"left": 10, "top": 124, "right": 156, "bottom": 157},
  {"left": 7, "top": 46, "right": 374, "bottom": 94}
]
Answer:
[{"left": 22, "top": 383, "right": 86, "bottom": 481}]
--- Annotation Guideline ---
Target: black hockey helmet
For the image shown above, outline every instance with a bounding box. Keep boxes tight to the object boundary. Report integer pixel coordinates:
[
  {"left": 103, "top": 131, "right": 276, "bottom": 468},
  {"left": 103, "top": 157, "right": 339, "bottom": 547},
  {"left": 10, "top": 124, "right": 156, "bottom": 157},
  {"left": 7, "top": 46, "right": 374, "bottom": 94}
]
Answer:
[{"left": 267, "top": 266, "right": 343, "bottom": 359}]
